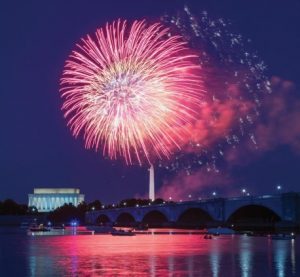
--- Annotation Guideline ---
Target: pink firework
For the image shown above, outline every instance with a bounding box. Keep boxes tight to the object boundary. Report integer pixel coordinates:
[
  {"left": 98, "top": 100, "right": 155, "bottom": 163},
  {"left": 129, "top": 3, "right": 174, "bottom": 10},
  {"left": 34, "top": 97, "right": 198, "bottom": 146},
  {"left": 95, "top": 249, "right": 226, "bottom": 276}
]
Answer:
[{"left": 60, "top": 19, "right": 204, "bottom": 165}]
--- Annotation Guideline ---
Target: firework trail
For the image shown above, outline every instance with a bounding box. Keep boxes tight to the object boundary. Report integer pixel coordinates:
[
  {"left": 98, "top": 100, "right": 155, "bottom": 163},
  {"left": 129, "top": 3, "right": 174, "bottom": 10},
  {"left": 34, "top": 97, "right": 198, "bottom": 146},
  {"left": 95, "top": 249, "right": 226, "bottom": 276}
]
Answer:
[{"left": 60, "top": 20, "right": 204, "bottom": 165}]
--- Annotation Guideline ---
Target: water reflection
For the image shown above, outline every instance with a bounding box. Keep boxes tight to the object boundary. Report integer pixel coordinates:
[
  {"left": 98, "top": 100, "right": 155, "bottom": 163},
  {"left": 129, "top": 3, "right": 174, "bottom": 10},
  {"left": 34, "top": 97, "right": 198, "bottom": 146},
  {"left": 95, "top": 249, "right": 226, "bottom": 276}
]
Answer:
[
  {"left": 0, "top": 228, "right": 298, "bottom": 277},
  {"left": 273, "top": 240, "right": 290, "bottom": 277},
  {"left": 291, "top": 239, "right": 296, "bottom": 275},
  {"left": 168, "top": 255, "right": 174, "bottom": 275},
  {"left": 149, "top": 254, "right": 156, "bottom": 277},
  {"left": 239, "top": 235, "right": 253, "bottom": 277},
  {"left": 209, "top": 239, "right": 220, "bottom": 277},
  {"left": 187, "top": 254, "right": 194, "bottom": 277},
  {"left": 28, "top": 240, "right": 57, "bottom": 276}
]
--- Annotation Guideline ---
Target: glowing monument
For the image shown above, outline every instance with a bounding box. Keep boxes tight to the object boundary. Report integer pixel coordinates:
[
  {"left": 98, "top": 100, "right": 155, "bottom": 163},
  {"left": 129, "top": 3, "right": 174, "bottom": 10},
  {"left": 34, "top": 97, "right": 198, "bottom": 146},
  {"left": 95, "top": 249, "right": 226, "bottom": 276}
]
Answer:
[
  {"left": 149, "top": 164, "right": 155, "bottom": 201},
  {"left": 28, "top": 188, "right": 84, "bottom": 212}
]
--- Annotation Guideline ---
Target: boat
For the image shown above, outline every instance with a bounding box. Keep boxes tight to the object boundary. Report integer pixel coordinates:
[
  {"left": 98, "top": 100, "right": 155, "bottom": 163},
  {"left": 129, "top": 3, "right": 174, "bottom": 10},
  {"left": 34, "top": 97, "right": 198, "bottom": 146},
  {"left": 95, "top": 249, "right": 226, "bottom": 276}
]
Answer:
[
  {"left": 204, "top": 234, "right": 213, "bottom": 239},
  {"left": 28, "top": 224, "right": 50, "bottom": 232},
  {"left": 271, "top": 233, "right": 296, "bottom": 240},
  {"left": 111, "top": 229, "right": 136, "bottom": 236}
]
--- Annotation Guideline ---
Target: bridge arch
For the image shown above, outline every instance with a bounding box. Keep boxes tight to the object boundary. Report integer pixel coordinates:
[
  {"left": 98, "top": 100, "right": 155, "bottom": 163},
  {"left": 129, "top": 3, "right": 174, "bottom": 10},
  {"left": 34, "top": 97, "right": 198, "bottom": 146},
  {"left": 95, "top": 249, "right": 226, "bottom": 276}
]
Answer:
[
  {"left": 96, "top": 214, "right": 111, "bottom": 224},
  {"left": 115, "top": 212, "right": 136, "bottom": 226},
  {"left": 227, "top": 204, "right": 281, "bottom": 231},
  {"left": 177, "top": 208, "right": 213, "bottom": 227},
  {"left": 142, "top": 210, "right": 169, "bottom": 227},
  {"left": 227, "top": 204, "right": 281, "bottom": 222}
]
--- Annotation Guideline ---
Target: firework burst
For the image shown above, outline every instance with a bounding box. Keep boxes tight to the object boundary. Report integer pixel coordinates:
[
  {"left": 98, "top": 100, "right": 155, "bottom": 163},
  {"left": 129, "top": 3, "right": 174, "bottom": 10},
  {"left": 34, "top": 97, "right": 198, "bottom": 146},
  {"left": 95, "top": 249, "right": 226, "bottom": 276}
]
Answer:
[{"left": 60, "top": 20, "right": 204, "bottom": 165}]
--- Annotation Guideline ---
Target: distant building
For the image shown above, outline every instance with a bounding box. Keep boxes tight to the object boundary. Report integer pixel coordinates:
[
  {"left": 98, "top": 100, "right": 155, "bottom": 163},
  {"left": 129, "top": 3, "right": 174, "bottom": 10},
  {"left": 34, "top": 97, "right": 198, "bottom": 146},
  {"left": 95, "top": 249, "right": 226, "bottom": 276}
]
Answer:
[{"left": 28, "top": 188, "right": 85, "bottom": 212}]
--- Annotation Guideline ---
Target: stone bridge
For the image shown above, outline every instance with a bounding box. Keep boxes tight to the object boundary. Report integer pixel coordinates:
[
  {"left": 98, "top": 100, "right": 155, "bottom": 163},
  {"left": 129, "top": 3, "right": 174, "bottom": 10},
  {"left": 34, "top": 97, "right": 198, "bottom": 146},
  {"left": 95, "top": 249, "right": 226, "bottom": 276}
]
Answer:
[{"left": 85, "top": 192, "right": 300, "bottom": 228}]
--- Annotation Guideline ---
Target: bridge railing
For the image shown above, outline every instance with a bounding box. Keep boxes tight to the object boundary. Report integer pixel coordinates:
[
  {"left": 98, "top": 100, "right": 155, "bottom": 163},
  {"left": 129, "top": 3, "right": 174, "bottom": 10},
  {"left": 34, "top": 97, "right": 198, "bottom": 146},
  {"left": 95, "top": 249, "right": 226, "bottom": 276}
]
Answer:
[{"left": 86, "top": 193, "right": 288, "bottom": 215}]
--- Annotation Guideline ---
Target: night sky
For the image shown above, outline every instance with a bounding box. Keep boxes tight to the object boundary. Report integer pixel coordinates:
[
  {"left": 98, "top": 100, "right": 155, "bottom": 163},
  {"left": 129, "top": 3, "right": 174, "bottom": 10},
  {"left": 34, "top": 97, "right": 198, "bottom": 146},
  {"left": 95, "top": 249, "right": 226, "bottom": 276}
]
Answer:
[{"left": 1, "top": 0, "right": 300, "bottom": 204}]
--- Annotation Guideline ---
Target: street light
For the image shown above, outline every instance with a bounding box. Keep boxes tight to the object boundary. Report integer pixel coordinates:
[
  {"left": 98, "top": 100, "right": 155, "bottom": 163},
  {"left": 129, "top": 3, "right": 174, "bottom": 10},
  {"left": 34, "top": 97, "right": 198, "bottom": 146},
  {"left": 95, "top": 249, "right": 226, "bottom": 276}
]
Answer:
[
  {"left": 169, "top": 196, "right": 172, "bottom": 201},
  {"left": 277, "top": 185, "right": 282, "bottom": 191},
  {"left": 188, "top": 194, "right": 192, "bottom": 199},
  {"left": 212, "top": 192, "right": 216, "bottom": 197}
]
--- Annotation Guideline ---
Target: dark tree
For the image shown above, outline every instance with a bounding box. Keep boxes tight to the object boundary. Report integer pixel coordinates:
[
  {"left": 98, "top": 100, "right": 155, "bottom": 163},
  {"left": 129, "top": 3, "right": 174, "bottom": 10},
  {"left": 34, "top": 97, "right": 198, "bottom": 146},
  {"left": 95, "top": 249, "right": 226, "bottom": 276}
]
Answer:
[
  {"left": 153, "top": 198, "right": 165, "bottom": 205},
  {"left": 47, "top": 203, "right": 86, "bottom": 224},
  {"left": 88, "top": 200, "right": 102, "bottom": 210},
  {"left": 0, "top": 199, "right": 28, "bottom": 215}
]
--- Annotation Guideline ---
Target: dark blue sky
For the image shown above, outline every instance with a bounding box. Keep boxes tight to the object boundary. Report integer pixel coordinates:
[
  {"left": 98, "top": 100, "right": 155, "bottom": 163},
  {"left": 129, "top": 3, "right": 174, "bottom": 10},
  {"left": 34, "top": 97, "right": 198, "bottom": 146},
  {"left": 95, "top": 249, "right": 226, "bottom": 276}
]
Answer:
[{"left": 1, "top": 0, "right": 299, "bottom": 204}]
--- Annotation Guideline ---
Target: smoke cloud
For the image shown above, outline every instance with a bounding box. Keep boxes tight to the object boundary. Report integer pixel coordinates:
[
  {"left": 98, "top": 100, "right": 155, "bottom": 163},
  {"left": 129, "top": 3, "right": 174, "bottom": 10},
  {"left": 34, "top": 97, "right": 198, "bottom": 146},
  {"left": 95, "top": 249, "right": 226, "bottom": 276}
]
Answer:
[{"left": 158, "top": 77, "right": 300, "bottom": 199}]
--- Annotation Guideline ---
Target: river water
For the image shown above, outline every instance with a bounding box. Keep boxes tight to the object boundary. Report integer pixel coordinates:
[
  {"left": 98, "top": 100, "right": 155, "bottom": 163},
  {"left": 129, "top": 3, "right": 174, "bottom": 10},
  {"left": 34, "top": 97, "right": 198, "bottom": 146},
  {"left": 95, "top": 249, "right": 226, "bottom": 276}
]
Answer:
[{"left": 0, "top": 227, "right": 299, "bottom": 276}]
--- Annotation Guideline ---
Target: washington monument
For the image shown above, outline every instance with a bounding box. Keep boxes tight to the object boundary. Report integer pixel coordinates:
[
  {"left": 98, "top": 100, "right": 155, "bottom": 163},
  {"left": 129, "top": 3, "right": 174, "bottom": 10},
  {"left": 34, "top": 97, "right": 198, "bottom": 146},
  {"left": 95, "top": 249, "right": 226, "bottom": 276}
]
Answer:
[{"left": 149, "top": 164, "right": 155, "bottom": 201}]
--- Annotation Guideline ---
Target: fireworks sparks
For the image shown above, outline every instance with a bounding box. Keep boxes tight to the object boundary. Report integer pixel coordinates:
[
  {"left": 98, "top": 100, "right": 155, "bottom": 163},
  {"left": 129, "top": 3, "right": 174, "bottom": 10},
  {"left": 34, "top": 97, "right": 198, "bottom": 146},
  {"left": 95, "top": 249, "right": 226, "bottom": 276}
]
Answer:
[
  {"left": 159, "top": 7, "right": 271, "bottom": 174},
  {"left": 60, "top": 20, "right": 204, "bottom": 165},
  {"left": 60, "top": 10, "right": 271, "bottom": 171}
]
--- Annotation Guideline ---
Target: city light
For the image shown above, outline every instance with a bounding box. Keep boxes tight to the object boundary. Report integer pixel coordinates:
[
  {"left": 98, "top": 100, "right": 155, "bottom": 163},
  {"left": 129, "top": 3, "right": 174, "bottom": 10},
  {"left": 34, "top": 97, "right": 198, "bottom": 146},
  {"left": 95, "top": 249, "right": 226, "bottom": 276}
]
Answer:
[
  {"left": 212, "top": 192, "right": 217, "bottom": 196},
  {"left": 277, "top": 185, "right": 282, "bottom": 190},
  {"left": 70, "top": 220, "right": 78, "bottom": 227}
]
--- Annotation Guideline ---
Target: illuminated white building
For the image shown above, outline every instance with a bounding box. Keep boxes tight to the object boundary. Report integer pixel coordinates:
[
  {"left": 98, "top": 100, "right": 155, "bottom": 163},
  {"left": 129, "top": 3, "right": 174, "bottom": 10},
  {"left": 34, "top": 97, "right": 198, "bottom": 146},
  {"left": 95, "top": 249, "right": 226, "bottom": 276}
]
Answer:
[{"left": 28, "top": 188, "right": 85, "bottom": 212}]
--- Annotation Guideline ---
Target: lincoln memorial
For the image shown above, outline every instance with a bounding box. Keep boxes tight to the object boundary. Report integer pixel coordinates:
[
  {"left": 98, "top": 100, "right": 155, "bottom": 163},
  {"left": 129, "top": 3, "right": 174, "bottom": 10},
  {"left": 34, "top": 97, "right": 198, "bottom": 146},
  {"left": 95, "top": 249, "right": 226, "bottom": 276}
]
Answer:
[{"left": 28, "top": 188, "right": 85, "bottom": 212}]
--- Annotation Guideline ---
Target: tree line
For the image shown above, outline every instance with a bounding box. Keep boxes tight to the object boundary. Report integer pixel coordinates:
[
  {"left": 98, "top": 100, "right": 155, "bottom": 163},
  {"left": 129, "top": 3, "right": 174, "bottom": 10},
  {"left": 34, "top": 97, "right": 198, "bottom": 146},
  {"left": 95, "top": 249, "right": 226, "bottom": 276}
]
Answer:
[
  {"left": 0, "top": 198, "right": 168, "bottom": 224},
  {"left": 0, "top": 199, "right": 35, "bottom": 215}
]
